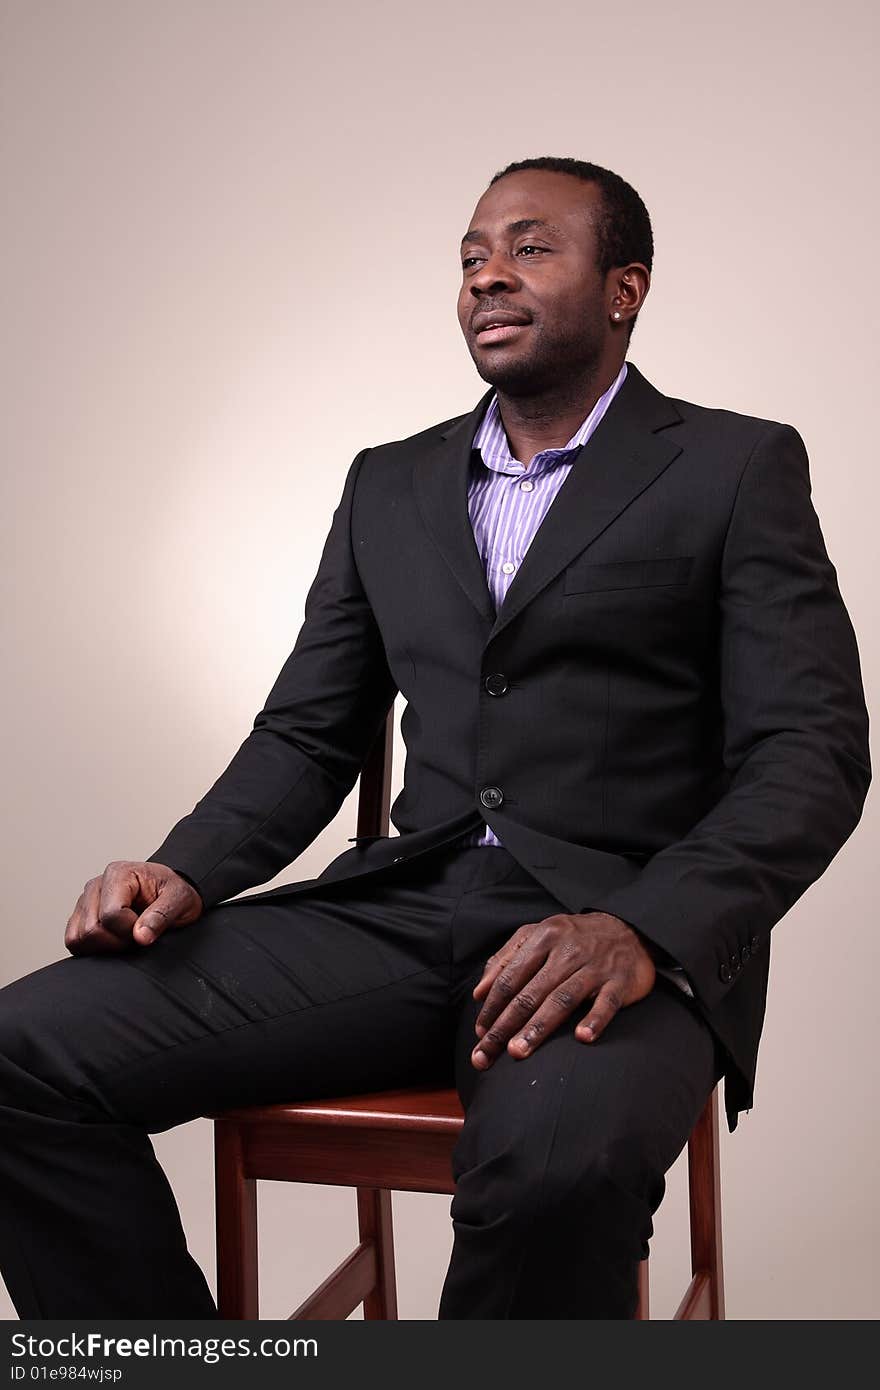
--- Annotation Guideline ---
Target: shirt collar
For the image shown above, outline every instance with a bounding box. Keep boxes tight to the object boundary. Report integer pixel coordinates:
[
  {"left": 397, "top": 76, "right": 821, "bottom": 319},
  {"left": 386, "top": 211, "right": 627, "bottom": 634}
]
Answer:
[{"left": 472, "top": 360, "right": 628, "bottom": 476}]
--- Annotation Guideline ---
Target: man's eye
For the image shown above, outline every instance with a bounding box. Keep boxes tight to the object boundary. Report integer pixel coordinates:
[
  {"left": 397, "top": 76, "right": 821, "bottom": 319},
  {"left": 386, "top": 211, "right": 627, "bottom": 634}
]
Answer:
[{"left": 461, "top": 245, "right": 547, "bottom": 271}]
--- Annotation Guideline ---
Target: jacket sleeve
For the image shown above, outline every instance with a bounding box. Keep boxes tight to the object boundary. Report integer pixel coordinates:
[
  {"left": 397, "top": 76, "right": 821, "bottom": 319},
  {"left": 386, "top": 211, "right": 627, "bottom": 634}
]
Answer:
[
  {"left": 585, "top": 422, "right": 872, "bottom": 1012},
  {"left": 145, "top": 447, "right": 398, "bottom": 909}
]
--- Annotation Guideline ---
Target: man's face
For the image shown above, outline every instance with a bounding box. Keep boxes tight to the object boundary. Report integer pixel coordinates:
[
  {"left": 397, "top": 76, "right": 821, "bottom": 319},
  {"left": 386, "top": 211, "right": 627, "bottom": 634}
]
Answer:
[{"left": 457, "top": 169, "right": 612, "bottom": 396}]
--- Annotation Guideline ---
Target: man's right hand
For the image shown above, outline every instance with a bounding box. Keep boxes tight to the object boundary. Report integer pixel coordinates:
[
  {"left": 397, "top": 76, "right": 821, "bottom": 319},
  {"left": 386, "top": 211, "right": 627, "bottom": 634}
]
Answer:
[{"left": 65, "top": 861, "right": 204, "bottom": 956}]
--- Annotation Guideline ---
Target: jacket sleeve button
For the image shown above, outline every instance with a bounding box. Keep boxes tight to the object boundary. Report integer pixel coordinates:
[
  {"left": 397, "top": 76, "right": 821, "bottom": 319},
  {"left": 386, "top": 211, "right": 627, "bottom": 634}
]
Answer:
[{"left": 719, "top": 962, "right": 732, "bottom": 983}]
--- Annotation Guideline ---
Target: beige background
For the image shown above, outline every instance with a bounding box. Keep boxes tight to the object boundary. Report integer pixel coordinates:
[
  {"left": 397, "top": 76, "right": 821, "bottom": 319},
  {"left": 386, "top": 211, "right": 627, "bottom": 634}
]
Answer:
[{"left": 2, "top": 0, "right": 877, "bottom": 1320}]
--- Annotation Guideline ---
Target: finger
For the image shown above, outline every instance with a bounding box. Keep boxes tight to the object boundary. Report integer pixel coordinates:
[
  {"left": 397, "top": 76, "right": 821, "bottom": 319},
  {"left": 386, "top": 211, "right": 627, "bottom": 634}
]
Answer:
[
  {"left": 473, "top": 960, "right": 579, "bottom": 1068},
  {"left": 575, "top": 980, "right": 625, "bottom": 1043},
  {"left": 69, "top": 878, "right": 117, "bottom": 951},
  {"left": 96, "top": 862, "right": 140, "bottom": 938},
  {"left": 66, "top": 882, "right": 128, "bottom": 956},
  {"left": 472, "top": 962, "right": 498, "bottom": 1000},
  {"left": 64, "top": 887, "right": 87, "bottom": 953},
  {"left": 472, "top": 941, "right": 526, "bottom": 1000},
  {"left": 472, "top": 924, "right": 540, "bottom": 1000},
  {"left": 477, "top": 967, "right": 596, "bottom": 1066},
  {"left": 67, "top": 922, "right": 129, "bottom": 956},
  {"left": 473, "top": 933, "right": 550, "bottom": 1039},
  {"left": 131, "top": 886, "right": 185, "bottom": 945}
]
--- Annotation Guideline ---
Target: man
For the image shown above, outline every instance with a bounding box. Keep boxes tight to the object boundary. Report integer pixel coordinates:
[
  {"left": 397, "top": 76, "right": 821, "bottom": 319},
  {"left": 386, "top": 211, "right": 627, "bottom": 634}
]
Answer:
[{"left": 0, "top": 157, "right": 870, "bottom": 1320}]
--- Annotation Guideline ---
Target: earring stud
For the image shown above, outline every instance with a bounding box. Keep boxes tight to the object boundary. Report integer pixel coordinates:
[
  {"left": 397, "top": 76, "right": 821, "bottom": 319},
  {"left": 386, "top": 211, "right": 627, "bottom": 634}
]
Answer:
[{"left": 613, "top": 311, "right": 621, "bottom": 319}]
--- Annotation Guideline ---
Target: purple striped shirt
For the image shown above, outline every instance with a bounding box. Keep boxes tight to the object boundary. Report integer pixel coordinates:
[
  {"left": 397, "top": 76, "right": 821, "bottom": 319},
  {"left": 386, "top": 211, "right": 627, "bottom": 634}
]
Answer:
[
  {"left": 457, "top": 359, "right": 628, "bottom": 847},
  {"left": 446, "top": 360, "right": 692, "bottom": 994}
]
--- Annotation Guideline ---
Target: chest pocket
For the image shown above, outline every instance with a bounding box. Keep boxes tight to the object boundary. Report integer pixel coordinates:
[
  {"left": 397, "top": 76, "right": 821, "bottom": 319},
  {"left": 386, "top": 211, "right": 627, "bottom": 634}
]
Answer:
[{"left": 564, "top": 554, "right": 694, "bottom": 595}]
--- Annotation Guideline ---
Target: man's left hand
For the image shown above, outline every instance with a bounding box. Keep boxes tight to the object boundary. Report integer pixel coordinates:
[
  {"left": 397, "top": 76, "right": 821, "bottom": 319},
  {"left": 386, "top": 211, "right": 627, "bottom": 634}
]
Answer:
[{"left": 471, "top": 911, "right": 657, "bottom": 1069}]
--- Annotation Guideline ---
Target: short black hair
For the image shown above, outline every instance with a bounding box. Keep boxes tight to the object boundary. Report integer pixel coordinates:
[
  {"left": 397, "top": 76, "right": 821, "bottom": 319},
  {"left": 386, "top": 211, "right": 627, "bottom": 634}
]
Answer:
[{"left": 488, "top": 156, "right": 653, "bottom": 343}]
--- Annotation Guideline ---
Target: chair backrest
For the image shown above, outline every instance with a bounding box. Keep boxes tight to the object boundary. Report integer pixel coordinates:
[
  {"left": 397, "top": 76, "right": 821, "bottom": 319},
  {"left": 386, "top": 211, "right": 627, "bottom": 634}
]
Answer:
[{"left": 357, "top": 706, "right": 396, "bottom": 838}]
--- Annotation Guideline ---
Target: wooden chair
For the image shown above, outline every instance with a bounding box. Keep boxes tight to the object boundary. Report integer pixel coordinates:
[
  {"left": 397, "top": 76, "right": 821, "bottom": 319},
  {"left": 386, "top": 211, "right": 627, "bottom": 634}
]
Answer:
[{"left": 208, "top": 707, "right": 725, "bottom": 1320}]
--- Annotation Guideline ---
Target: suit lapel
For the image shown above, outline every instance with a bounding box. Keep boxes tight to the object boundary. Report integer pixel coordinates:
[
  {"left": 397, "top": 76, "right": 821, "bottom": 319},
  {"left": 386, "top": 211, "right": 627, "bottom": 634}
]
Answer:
[
  {"left": 412, "top": 382, "right": 498, "bottom": 625},
  {"left": 412, "top": 359, "right": 685, "bottom": 644}
]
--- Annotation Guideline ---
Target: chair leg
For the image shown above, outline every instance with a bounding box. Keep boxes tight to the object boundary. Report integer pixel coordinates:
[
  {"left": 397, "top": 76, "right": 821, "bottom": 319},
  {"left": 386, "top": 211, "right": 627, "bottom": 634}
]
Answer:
[
  {"left": 634, "top": 1257, "right": 650, "bottom": 1319},
  {"left": 214, "top": 1120, "right": 259, "bottom": 1319},
  {"left": 357, "top": 1188, "right": 398, "bottom": 1319},
  {"left": 676, "top": 1086, "right": 725, "bottom": 1319}
]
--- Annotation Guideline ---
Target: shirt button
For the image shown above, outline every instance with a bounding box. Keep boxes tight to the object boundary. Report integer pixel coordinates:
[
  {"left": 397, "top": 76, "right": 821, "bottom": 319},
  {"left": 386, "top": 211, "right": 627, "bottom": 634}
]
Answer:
[
  {"left": 519, "top": 479, "right": 534, "bottom": 492},
  {"left": 501, "top": 561, "right": 516, "bottom": 575},
  {"left": 480, "top": 786, "right": 504, "bottom": 809},
  {"left": 484, "top": 673, "right": 509, "bottom": 696}
]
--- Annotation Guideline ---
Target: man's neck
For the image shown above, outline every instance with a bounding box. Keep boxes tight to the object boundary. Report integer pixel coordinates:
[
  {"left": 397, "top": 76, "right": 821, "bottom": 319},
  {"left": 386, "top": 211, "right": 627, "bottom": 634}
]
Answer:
[{"left": 496, "top": 359, "right": 624, "bottom": 468}]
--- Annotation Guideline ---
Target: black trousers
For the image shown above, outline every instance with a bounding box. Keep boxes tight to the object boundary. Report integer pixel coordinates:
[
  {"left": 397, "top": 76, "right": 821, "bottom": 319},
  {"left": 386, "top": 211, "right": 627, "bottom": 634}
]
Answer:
[{"left": 0, "top": 844, "right": 723, "bottom": 1319}]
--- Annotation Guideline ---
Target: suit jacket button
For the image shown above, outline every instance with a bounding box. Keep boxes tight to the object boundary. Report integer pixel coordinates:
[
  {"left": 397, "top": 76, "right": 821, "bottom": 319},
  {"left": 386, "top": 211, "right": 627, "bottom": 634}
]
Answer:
[
  {"left": 480, "top": 786, "right": 504, "bottom": 809},
  {"left": 485, "top": 673, "right": 509, "bottom": 696},
  {"left": 719, "top": 962, "right": 732, "bottom": 983}
]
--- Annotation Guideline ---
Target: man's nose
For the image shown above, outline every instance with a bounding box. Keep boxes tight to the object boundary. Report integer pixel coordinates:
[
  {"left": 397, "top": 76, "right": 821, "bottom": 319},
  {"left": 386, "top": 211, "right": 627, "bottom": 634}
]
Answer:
[{"left": 469, "top": 251, "right": 519, "bottom": 294}]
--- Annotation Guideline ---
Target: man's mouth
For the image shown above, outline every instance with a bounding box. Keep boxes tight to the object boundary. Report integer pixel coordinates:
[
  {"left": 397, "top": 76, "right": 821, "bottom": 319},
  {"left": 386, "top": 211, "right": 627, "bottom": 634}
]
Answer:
[
  {"left": 472, "top": 309, "right": 531, "bottom": 343},
  {"left": 474, "top": 323, "right": 529, "bottom": 344}
]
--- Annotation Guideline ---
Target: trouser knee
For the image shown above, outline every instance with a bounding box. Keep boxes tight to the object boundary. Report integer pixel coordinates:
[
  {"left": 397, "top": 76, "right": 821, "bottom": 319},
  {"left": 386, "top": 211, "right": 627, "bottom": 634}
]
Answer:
[
  {"left": 0, "top": 967, "right": 102, "bottom": 1122},
  {"left": 450, "top": 1126, "right": 663, "bottom": 1262}
]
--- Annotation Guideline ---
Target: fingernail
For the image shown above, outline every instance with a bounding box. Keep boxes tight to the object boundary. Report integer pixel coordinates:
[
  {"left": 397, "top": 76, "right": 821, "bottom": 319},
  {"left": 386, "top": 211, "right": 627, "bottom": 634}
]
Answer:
[
  {"left": 474, "top": 1023, "right": 485, "bottom": 1036},
  {"left": 472, "top": 1048, "right": 487, "bottom": 1068}
]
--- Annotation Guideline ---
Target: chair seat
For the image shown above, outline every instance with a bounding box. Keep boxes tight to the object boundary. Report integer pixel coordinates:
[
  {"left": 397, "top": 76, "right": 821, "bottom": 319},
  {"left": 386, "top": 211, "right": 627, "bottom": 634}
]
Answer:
[
  {"left": 207, "top": 1084, "right": 465, "bottom": 1133},
  {"left": 208, "top": 1086, "right": 467, "bottom": 1196}
]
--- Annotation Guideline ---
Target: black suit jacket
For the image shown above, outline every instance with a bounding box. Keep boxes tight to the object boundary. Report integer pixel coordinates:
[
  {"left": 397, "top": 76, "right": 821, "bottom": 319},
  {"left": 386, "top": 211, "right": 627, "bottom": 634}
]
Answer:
[{"left": 148, "top": 359, "right": 871, "bottom": 1132}]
